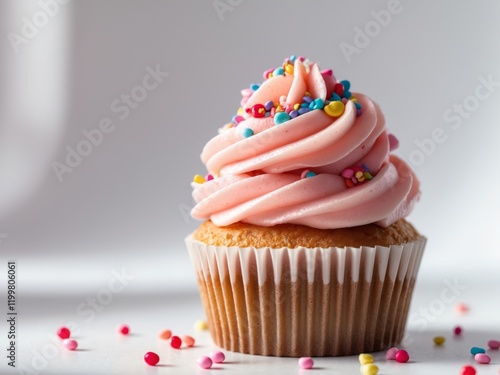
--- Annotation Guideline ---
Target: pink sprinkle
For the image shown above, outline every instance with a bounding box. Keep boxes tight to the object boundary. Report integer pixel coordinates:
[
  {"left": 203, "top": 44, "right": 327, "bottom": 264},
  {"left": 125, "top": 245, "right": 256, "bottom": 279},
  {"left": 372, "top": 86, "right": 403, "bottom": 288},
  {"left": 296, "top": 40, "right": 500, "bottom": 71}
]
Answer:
[
  {"left": 386, "top": 347, "right": 399, "bottom": 360},
  {"left": 488, "top": 339, "right": 500, "bottom": 349},
  {"left": 341, "top": 168, "right": 354, "bottom": 179},
  {"left": 388, "top": 133, "right": 399, "bottom": 151},
  {"left": 57, "top": 327, "right": 70, "bottom": 339},
  {"left": 234, "top": 115, "right": 245, "bottom": 124},
  {"left": 118, "top": 324, "right": 129, "bottom": 335},
  {"left": 474, "top": 353, "right": 491, "bottom": 364},
  {"left": 395, "top": 349, "right": 409, "bottom": 363},
  {"left": 321, "top": 69, "right": 333, "bottom": 76},
  {"left": 63, "top": 339, "right": 78, "bottom": 351},
  {"left": 197, "top": 356, "right": 213, "bottom": 369},
  {"left": 206, "top": 174, "right": 214, "bottom": 181},
  {"left": 241, "top": 88, "right": 253, "bottom": 97},
  {"left": 455, "top": 303, "right": 469, "bottom": 314},
  {"left": 299, "top": 56, "right": 305, "bottom": 62},
  {"left": 301, "top": 170, "right": 310, "bottom": 179},
  {"left": 298, "top": 357, "right": 314, "bottom": 369},
  {"left": 454, "top": 326, "right": 463, "bottom": 335},
  {"left": 210, "top": 351, "right": 225, "bottom": 363},
  {"left": 263, "top": 68, "right": 274, "bottom": 80}
]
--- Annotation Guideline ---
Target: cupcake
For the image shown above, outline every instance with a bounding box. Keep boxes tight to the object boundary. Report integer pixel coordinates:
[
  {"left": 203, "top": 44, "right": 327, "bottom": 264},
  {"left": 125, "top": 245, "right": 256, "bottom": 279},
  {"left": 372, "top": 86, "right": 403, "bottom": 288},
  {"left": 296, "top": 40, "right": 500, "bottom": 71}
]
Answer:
[{"left": 186, "top": 56, "right": 425, "bottom": 357}]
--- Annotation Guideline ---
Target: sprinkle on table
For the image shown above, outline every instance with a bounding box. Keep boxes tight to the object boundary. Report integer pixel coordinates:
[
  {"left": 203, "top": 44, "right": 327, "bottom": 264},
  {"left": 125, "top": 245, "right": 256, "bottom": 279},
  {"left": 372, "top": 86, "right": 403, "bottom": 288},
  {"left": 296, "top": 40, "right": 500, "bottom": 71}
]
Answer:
[
  {"left": 433, "top": 336, "right": 446, "bottom": 345},
  {"left": 144, "top": 352, "right": 160, "bottom": 366},
  {"left": 57, "top": 327, "right": 71, "bottom": 339},
  {"left": 298, "top": 357, "right": 314, "bottom": 369}
]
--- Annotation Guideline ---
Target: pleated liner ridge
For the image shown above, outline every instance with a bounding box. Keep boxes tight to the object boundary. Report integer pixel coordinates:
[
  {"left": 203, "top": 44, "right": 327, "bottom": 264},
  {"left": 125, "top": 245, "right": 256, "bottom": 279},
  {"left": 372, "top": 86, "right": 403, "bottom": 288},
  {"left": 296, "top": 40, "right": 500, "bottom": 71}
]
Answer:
[{"left": 186, "top": 235, "right": 426, "bottom": 357}]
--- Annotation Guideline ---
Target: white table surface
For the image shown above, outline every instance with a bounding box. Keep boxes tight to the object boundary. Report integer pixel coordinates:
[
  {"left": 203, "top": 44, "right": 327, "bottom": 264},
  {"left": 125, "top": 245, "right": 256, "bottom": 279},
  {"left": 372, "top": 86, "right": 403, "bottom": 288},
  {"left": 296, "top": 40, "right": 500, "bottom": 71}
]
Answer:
[{"left": 3, "top": 278, "right": 500, "bottom": 375}]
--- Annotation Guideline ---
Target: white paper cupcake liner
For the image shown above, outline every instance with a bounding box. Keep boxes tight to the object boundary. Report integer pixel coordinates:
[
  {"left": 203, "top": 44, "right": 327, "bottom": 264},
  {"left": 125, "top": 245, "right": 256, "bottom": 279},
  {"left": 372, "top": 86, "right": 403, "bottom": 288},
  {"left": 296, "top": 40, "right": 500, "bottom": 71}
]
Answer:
[{"left": 186, "top": 235, "right": 426, "bottom": 357}]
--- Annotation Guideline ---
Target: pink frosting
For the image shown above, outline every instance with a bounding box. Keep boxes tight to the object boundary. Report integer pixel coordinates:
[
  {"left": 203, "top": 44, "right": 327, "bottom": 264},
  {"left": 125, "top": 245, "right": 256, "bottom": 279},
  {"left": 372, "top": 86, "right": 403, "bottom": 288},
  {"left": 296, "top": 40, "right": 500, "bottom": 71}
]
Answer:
[{"left": 191, "top": 59, "right": 420, "bottom": 229}]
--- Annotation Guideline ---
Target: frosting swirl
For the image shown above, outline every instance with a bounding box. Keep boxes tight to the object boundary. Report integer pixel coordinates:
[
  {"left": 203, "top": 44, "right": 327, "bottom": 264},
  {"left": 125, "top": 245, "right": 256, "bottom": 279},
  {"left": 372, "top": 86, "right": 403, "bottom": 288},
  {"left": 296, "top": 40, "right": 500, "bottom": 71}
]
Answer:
[{"left": 191, "top": 57, "right": 420, "bottom": 229}]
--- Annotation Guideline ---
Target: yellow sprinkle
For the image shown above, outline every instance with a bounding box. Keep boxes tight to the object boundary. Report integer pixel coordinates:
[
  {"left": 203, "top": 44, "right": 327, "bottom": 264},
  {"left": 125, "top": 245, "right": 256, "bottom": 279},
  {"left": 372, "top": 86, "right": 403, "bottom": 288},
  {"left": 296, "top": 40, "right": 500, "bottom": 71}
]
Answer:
[
  {"left": 193, "top": 174, "right": 205, "bottom": 184},
  {"left": 360, "top": 363, "right": 379, "bottom": 375},
  {"left": 293, "top": 103, "right": 300, "bottom": 110},
  {"left": 358, "top": 353, "right": 374, "bottom": 365},
  {"left": 285, "top": 64, "right": 294, "bottom": 75},
  {"left": 237, "top": 107, "right": 245, "bottom": 115},
  {"left": 324, "top": 101, "right": 345, "bottom": 117},
  {"left": 433, "top": 336, "right": 446, "bottom": 345},
  {"left": 268, "top": 73, "right": 273, "bottom": 78},
  {"left": 276, "top": 105, "right": 283, "bottom": 112},
  {"left": 194, "top": 319, "right": 208, "bottom": 331},
  {"left": 351, "top": 96, "right": 357, "bottom": 102},
  {"left": 305, "top": 91, "right": 311, "bottom": 96},
  {"left": 357, "top": 176, "right": 365, "bottom": 182}
]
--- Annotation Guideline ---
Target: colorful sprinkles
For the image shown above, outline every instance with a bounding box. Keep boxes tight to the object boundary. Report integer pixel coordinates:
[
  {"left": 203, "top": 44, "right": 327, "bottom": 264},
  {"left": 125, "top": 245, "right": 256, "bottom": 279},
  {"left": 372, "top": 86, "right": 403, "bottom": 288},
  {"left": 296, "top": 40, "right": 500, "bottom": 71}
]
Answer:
[
  {"left": 341, "top": 164, "right": 374, "bottom": 188},
  {"left": 194, "top": 57, "right": 374, "bottom": 189},
  {"left": 225, "top": 55, "right": 362, "bottom": 134}
]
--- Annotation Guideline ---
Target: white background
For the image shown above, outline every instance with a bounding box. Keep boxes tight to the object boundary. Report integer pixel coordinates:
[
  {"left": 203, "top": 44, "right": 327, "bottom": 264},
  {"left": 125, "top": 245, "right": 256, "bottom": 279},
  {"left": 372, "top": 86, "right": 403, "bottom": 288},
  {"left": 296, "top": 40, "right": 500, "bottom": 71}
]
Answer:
[{"left": 0, "top": 0, "right": 499, "bottom": 305}]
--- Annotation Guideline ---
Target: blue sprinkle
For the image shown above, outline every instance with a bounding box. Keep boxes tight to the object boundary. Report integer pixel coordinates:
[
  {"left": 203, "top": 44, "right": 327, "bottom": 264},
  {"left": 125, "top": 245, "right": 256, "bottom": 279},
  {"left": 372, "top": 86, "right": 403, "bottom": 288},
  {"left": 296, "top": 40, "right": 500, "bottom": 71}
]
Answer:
[
  {"left": 305, "top": 171, "right": 316, "bottom": 178},
  {"left": 340, "top": 80, "right": 351, "bottom": 91},
  {"left": 250, "top": 83, "right": 260, "bottom": 91},
  {"left": 231, "top": 115, "right": 238, "bottom": 123},
  {"left": 361, "top": 164, "right": 370, "bottom": 172},
  {"left": 264, "top": 100, "right": 274, "bottom": 111},
  {"left": 298, "top": 107, "right": 311, "bottom": 115},
  {"left": 273, "top": 67, "right": 285, "bottom": 76},
  {"left": 290, "top": 55, "right": 296, "bottom": 62},
  {"left": 354, "top": 102, "right": 362, "bottom": 109},
  {"left": 289, "top": 110, "right": 299, "bottom": 118},
  {"left": 313, "top": 98, "right": 324, "bottom": 110},
  {"left": 330, "top": 93, "right": 341, "bottom": 101},
  {"left": 242, "top": 128, "right": 254, "bottom": 138},
  {"left": 302, "top": 96, "right": 313, "bottom": 104},
  {"left": 300, "top": 103, "right": 309, "bottom": 108},
  {"left": 308, "top": 102, "right": 315, "bottom": 109},
  {"left": 470, "top": 347, "right": 486, "bottom": 356},
  {"left": 274, "top": 112, "right": 291, "bottom": 125},
  {"left": 343, "top": 91, "right": 352, "bottom": 99}
]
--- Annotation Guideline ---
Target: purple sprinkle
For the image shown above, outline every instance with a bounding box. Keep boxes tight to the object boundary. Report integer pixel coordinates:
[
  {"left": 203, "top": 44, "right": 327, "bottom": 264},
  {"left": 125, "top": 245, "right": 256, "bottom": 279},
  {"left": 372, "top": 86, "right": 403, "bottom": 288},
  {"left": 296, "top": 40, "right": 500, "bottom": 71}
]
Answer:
[
  {"left": 356, "top": 109, "right": 362, "bottom": 116},
  {"left": 298, "top": 107, "right": 311, "bottom": 115},
  {"left": 264, "top": 100, "right": 274, "bottom": 111},
  {"left": 302, "top": 96, "right": 313, "bottom": 104},
  {"left": 289, "top": 110, "right": 299, "bottom": 118}
]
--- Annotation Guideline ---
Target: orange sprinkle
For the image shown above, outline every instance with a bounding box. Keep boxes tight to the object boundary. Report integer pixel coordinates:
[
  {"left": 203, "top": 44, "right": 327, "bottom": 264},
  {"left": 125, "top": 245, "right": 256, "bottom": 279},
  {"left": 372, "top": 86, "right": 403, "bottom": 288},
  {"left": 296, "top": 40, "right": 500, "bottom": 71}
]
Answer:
[{"left": 158, "top": 329, "right": 172, "bottom": 340}]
